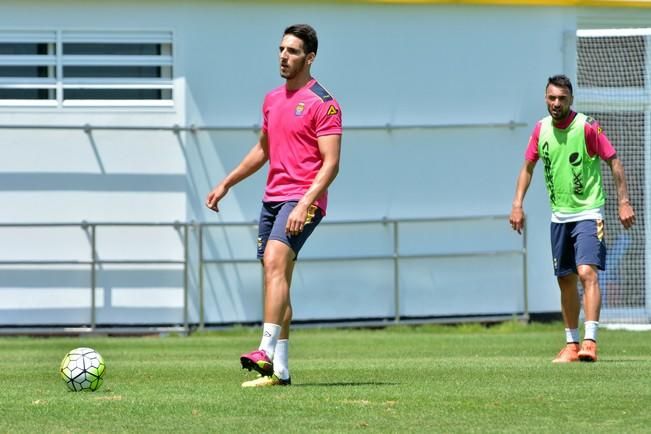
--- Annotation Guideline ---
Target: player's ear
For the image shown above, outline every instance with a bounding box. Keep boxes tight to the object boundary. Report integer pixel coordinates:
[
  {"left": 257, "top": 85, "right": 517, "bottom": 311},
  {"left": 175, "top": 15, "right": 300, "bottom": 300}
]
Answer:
[{"left": 306, "top": 52, "right": 316, "bottom": 65}]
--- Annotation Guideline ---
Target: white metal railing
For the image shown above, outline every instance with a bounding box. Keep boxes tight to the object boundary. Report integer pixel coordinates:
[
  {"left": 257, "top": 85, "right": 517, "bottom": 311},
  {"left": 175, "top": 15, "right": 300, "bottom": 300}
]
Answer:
[
  {"left": 0, "top": 121, "right": 526, "bottom": 132},
  {"left": 0, "top": 216, "right": 527, "bottom": 335},
  {"left": 0, "top": 221, "right": 190, "bottom": 335}
]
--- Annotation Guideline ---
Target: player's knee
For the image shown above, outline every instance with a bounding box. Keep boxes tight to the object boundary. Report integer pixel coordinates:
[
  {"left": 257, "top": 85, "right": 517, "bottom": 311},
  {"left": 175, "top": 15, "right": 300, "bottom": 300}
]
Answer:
[
  {"left": 263, "top": 248, "right": 290, "bottom": 275},
  {"left": 577, "top": 265, "right": 598, "bottom": 285},
  {"left": 263, "top": 255, "right": 284, "bottom": 277}
]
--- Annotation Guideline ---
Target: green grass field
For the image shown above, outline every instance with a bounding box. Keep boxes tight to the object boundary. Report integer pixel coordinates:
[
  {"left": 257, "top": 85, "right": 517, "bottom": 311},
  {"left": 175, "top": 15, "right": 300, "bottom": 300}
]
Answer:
[{"left": 1, "top": 322, "right": 650, "bottom": 433}]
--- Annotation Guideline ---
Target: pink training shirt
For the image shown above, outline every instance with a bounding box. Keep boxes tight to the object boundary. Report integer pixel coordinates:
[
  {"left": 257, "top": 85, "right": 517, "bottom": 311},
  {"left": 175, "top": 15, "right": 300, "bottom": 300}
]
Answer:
[
  {"left": 261, "top": 78, "right": 342, "bottom": 215},
  {"left": 525, "top": 111, "right": 616, "bottom": 162}
]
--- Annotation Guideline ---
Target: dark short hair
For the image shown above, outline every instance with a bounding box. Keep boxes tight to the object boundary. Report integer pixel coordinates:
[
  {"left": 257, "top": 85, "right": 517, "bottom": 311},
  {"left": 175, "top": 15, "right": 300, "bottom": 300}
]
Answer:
[
  {"left": 546, "top": 74, "right": 573, "bottom": 95},
  {"left": 284, "top": 24, "right": 318, "bottom": 55}
]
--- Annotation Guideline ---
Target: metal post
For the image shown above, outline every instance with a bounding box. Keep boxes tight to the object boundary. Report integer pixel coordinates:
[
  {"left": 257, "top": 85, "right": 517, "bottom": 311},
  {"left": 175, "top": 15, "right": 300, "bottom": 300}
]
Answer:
[
  {"left": 90, "top": 224, "right": 97, "bottom": 332},
  {"left": 198, "top": 224, "right": 205, "bottom": 330},
  {"left": 393, "top": 220, "right": 400, "bottom": 323},
  {"left": 183, "top": 223, "right": 189, "bottom": 334}
]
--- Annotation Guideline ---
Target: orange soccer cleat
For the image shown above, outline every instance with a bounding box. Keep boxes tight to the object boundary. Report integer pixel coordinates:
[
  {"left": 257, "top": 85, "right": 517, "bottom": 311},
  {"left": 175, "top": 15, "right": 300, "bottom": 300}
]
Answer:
[
  {"left": 552, "top": 343, "right": 580, "bottom": 363},
  {"left": 578, "top": 340, "right": 598, "bottom": 362}
]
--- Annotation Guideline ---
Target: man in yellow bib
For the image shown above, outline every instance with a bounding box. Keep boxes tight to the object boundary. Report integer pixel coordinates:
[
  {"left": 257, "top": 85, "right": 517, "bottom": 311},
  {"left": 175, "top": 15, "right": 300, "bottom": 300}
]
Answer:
[{"left": 509, "top": 75, "right": 635, "bottom": 363}]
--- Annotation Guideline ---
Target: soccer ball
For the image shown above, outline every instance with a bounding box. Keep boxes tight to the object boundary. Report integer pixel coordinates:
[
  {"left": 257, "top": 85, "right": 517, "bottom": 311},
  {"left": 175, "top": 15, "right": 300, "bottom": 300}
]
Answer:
[{"left": 60, "top": 347, "right": 106, "bottom": 392}]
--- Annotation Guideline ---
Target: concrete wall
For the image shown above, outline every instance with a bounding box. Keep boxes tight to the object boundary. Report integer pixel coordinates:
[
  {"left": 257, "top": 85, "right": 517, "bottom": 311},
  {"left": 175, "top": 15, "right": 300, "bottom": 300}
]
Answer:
[{"left": 0, "top": 1, "right": 645, "bottom": 327}]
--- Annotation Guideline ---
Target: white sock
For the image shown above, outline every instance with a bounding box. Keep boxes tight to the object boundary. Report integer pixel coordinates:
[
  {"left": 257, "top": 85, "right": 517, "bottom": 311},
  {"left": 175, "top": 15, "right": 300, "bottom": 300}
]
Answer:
[
  {"left": 565, "top": 328, "right": 580, "bottom": 344},
  {"left": 273, "top": 339, "right": 290, "bottom": 380},
  {"left": 258, "top": 323, "right": 281, "bottom": 359},
  {"left": 584, "top": 321, "right": 599, "bottom": 342}
]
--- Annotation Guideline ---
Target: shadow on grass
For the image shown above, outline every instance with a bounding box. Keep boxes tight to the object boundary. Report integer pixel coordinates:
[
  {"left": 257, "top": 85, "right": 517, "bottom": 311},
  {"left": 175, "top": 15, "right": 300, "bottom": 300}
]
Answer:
[
  {"left": 592, "top": 358, "right": 651, "bottom": 363},
  {"left": 292, "top": 382, "right": 399, "bottom": 387}
]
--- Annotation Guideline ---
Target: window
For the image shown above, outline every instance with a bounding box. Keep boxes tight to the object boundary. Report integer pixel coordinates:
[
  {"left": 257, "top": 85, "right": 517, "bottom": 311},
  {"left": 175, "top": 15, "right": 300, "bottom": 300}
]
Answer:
[
  {"left": 0, "top": 30, "right": 173, "bottom": 108},
  {"left": 0, "top": 31, "right": 56, "bottom": 103}
]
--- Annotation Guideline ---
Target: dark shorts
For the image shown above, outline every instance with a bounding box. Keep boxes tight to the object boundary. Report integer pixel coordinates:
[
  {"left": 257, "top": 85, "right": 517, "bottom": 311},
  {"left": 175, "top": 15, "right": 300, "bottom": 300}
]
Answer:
[
  {"left": 257, "top": 201, "right": 323, "bottom": 260},
  {"left": 550, "top": 219, "right": 606, "bottom": 276}
]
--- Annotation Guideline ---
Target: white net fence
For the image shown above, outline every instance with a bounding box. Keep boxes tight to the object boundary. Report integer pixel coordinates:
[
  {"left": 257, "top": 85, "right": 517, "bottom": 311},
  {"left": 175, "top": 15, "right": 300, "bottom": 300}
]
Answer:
[{"left": 575, "top": 29, "right": 650, "bottom": 324}]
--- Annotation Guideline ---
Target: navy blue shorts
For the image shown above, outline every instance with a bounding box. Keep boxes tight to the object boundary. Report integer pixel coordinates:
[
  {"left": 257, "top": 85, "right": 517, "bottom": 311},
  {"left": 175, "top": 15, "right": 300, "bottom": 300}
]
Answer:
[
  {"left": 550, "top": 219, "right": 606, "bottom": 276},
  {"left": 257, "top": 201, "right": 323, "bottom": 260}
]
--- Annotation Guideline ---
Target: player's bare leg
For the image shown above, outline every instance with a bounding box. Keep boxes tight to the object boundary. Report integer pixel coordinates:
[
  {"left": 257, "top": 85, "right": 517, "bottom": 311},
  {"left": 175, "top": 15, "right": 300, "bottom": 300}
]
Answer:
[
  {"left": 558, "top": 274, "right": 580, "bottom": 329},
  {"left": 265, "top": 242, "right": 293, "bottom": 380},
  {"left": 577, "top": 264, "right": 600, "bottom": 361},
  {"left": 280, "top": 254, "right": 294, "bottom": 335},
  {"left": 271, "top": 284, "right": 293, "bottom": 383},
  {"left": 262, "top": 240, "right": 294, "bottom": 325},
  {"left": 578, "top": 264, "right": 601, "bottom": 322},
  {"left": 242, "top": 241, "right": 294, "bottom": 387},
  {"left": 279, "top": 257, "right": 294, "bottom": 339},
  {"left": 553, "top": 273, "right": 581, "bottom": 363}
]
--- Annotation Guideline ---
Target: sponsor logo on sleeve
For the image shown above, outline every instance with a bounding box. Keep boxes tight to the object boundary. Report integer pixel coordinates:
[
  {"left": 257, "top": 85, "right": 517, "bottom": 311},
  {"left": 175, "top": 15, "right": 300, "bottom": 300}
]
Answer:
[{"left": 326, "top": 105, "right": 339, "bottom": 116}]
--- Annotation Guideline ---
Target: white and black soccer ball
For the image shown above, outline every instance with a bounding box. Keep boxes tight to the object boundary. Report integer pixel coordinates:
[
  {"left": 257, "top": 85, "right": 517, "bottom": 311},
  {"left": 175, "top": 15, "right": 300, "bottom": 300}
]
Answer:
[{"left": 60, "top": 347, "right": 106, "bottom": 392}]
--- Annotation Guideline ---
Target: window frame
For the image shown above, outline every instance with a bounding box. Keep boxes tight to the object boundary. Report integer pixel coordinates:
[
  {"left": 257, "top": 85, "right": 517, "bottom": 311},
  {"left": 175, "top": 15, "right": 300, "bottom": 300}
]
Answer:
[{"left": 0, "top": 29, "right": 175, "bottom": 110}]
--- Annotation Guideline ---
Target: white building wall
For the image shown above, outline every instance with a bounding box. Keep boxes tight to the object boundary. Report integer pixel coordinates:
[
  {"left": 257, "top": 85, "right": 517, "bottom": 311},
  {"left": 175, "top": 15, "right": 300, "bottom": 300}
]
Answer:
[
  {"left": 185, "top": 2, "right": 571, "bottom": 323},
  {"left": 0, "top": 1, "right": 644, "bottom": 327}
]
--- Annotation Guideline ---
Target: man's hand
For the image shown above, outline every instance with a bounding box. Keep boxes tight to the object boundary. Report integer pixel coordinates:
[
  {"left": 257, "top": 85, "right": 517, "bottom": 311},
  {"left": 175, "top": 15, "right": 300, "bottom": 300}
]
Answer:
[
  {"left": 509, "top": 206, "right": 525, "bottom": 234},
  {"left": 619, "top": 201, "right": 635, "bottom": 229},
  {"left": 286, "top": 203, "right": 309, "bottom": 236},
  {"left": 205, "top": 184, "right": 228, "bottom": 212}
]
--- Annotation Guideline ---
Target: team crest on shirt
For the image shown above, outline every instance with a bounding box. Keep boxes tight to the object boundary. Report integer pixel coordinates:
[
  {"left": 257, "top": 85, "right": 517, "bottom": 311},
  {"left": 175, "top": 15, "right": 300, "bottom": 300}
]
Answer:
[{"left": 295, "top": 102, "right": 305, "bottom": 116}]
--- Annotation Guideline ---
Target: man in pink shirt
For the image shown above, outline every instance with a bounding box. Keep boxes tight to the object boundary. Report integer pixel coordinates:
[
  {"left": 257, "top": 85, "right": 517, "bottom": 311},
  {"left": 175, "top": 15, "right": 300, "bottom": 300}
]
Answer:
[{"left": 205, "top": 24, "right": 342, "bottom": 387}]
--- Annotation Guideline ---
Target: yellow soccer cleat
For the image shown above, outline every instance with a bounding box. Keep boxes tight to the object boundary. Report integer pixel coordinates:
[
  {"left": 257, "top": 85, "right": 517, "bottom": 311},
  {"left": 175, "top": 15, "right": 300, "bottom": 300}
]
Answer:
[{"left": 241, "top": 374, "right": 291, "bottom": 388}]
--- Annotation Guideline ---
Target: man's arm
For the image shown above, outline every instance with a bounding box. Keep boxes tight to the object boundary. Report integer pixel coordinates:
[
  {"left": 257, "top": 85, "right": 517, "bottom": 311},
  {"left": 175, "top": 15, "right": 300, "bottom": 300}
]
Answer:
[
  {"left": 509, "top": 160, "right": 537, "bottom": 234},
  {"left": 606, "top": 156, "right": 635, "bottom": 229},
  {"left": 285, "top": 134, "right": 341, "bottom": 235},
  {"left": 205, "top": 132, "right": 269, "bottom": 212}
]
